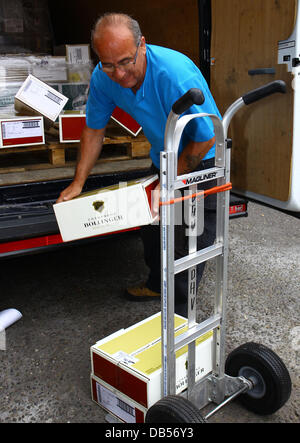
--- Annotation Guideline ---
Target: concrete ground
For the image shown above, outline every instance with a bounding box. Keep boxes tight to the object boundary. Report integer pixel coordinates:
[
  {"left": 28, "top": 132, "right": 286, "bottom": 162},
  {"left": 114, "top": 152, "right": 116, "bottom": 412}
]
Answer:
[{"left": 0, "top": 200, "right": 299, "bottom": 423}]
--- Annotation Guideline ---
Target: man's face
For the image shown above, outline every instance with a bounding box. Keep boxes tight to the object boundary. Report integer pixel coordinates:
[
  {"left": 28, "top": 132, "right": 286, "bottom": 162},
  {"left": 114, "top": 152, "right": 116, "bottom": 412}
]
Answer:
[{"left": 94, "top": 25, "right": 146, "bottom": 91}]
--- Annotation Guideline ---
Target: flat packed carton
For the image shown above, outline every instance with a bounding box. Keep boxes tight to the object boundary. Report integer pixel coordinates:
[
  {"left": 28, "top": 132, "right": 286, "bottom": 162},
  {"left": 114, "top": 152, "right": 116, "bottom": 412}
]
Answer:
[
  {"left": 14, "top": 75, "right": 68, "bottom": 122},
  {"left": 90, "top": 312, "right": 213, "bottom": 412},
  {"left": 53, "top": 175, "right": 158, "bottom": 242}
]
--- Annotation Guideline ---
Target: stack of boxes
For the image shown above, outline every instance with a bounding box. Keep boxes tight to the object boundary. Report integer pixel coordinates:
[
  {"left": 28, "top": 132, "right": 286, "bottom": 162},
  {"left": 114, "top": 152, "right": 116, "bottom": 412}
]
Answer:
[
  {"left": 0, "top": 46, "right": 93, "bottom": 148},
  {"left": 0, "top": 12, "right": 93, "bottom": 148},
  {"left": 90, "top": 312, "right": 214, "bottom": 423},
  {"left": 0, "top": 1, "right": 142, "bottom": 149}
]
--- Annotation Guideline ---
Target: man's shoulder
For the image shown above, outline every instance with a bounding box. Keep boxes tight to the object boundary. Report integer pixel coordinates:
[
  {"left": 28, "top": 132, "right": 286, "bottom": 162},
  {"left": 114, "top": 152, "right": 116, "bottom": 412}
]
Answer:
[
  {"left": 147, "top": 44, "right": 197, "bottom": 77},
  {"left": 147, "top": 44, "right": 190, "bottom": 62}
]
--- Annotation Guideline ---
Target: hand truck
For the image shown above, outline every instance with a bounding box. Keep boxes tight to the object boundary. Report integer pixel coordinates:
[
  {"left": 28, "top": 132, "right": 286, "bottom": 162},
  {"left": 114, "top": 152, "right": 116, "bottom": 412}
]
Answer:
[{"left": 146, "top": 81, "right": 292, "bottom": 423}]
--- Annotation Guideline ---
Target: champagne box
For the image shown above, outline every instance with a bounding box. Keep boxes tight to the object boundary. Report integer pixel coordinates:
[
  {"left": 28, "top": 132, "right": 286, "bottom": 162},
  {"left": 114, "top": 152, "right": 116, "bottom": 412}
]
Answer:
[{"left": 53, "top": 175, "right": 158, "bottom": 242}]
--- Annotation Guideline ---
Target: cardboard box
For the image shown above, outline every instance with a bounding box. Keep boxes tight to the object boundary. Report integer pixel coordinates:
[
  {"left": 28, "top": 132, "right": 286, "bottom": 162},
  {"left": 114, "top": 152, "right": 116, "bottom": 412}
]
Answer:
[
  {"left": 14, "top": 75, "right": 68, "bottom": 122},
  {"left": 59, "top": 113, "right": 86, "bottom": 142},
  {"left": 91, "top": 375, "right": 146, "bottom": 423},
  {"left": 65, "top": 45, "right": 92, "bottom": 83},
  {"left": 31, "top": 56, "right": 68, "bottom": 83},
  {"left": 49, "top": 83, "right": 89, "bottom": 112},
  {"left": 65, "top": 44, "right": 91, "bottom": 64},
  {"left": 0, "top": 116, "right": 44, "bottom": 148},
  {"left": 53, "top": 175, "right": 158, "bottom": 242},
  {"left": 111, "top": 107, "right": 142, "bottom": 137},
  {"left": 91, "top": 312, "right": 213, "bottom": 409}
]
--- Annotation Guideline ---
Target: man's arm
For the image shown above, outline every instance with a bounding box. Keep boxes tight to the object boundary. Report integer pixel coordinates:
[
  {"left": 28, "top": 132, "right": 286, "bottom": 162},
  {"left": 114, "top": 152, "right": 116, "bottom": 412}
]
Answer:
[
  {"left": 151, "top": 137, "right": 215, "bottom": 216},
  {"left": 56, "top": 126, "right": 105, "bottom": 203},
  {"left": 177, "top": 137, "right": 215, "bottom": 175}
]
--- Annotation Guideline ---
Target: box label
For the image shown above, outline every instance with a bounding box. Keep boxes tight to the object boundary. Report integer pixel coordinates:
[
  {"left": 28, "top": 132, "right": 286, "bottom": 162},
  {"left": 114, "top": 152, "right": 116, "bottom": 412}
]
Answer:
[
  {"left": 95, "top": 381, "right": 137, "bottom": 423},
  {"left": 1, "top": 118, "right": 44, "bottom": 147},
  {"left": 2, "top": 119, "right": 42, "bottom": 140},
  {"left": 66, "top": 45, "right": 90, "bottom": 64},
  {"left": 113, "top": 351, "right": 139, "bottom": 366}
]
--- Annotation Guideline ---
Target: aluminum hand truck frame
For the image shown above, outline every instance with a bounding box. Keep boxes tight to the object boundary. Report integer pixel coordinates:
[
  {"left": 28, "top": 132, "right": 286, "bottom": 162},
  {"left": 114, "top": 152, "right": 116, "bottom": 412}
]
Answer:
[{"left": 146, "top": 81, "right": 292, "bottom": 423}]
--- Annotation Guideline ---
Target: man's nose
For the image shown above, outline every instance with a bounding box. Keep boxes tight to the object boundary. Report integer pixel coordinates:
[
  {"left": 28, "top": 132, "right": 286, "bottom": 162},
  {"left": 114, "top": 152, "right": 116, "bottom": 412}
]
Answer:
[{"left": 113, "top": 66, "right": 126, "bottom": 80}]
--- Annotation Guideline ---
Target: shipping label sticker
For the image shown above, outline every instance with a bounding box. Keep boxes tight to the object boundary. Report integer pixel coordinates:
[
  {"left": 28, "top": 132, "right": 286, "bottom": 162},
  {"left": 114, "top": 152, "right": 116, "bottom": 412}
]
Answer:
[
  {"left": 1, "top": 120, "right": 42, "bottom": 140},
  {"left": 96, "top": 381, "right": 136, "bottom": 423},
  {"left": 113, "top": 350, "right": 139, "bottom": 366}
]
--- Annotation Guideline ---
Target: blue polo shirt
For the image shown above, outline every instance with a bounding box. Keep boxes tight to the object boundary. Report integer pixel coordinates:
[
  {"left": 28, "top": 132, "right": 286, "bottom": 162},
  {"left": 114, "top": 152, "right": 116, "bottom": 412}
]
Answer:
[{"left": 86, "top": 44, "right": 221, "bottom": 169}]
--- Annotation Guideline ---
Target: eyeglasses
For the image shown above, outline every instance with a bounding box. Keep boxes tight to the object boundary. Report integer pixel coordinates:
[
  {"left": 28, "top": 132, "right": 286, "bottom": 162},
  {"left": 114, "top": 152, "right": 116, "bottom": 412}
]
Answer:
[{"left": 99, "top": 39, "right": 141, "bottom": 73}]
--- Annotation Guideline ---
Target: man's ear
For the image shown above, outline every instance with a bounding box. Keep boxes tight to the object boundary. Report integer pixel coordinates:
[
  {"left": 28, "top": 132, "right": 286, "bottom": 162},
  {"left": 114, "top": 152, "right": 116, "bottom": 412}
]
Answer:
[{"left": 140, "top": 36, "right": 147, "bottom": 53}]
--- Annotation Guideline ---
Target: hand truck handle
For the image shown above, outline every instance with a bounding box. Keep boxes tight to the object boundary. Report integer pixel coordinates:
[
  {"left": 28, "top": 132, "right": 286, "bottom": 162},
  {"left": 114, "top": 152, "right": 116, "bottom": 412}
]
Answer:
[
  {"left": 242, "top": 80, "right": 286, "bottom": 105},
  {"left": 223, "top": 80, "right": 286, "bottom": 136},
  {"left": 172, "top": 88, "right": 205, "bottom": 115}
]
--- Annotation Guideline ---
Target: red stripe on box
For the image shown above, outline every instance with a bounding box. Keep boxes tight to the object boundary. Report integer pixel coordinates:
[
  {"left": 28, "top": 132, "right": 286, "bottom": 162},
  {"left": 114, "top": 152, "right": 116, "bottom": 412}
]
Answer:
[
  {"left": 118, "top": 366, "right": 148, "bottom": 408},
  {"left": 92, "top": 352, "right": 119, "bottom": 387},
  {"left": 2, "top": 136, "right": 44, "bottom": 146},
  {"left": 135, "top": 408, "right": 145, "bottom": 423},
  {"left": 144, "top": 178, "right": 159, "bottom": 210},
  {"left": 92, "top": 352, "right": 148, "bottom": 407},
  {"left": 61, "top": 116, "right": 86, "bottom": 141},
  {"left": 111, "top": 107, "right": 141, "bottom": 136}
]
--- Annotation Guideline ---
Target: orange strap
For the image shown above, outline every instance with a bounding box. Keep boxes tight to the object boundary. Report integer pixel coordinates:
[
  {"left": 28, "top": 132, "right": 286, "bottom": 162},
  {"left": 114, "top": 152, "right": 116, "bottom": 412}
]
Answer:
[{"left": 159, "top": 182, "right": 232, "bottom": 206}]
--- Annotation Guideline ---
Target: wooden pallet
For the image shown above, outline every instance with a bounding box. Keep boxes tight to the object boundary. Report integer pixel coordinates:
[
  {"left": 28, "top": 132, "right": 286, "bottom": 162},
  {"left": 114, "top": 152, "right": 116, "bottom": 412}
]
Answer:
[
  {"left": 0, "top": 127, "right": 151, "bottom": 173},
  {"left": 48, "top": 133, "right": 150, "bottom": 166}
]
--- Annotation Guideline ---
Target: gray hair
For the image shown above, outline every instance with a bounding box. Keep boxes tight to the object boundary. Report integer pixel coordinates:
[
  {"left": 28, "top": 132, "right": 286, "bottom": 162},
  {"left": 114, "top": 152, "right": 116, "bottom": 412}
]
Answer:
[{"left": 91, "top": 12, "right": 142, "bottom": 55}]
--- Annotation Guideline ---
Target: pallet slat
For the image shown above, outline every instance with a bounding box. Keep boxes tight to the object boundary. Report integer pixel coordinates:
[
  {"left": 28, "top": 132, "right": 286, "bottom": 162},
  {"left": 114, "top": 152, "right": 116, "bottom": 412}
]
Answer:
[{"left": 0, "top": 132, "right": 151, "bottom": 172}]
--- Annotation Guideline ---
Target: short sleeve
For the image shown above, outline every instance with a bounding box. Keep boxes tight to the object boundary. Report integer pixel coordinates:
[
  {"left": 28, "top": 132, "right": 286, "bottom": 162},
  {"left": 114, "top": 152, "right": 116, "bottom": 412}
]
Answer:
[{"left": 86, "top": 68, "right": 116, "bottom": 129}]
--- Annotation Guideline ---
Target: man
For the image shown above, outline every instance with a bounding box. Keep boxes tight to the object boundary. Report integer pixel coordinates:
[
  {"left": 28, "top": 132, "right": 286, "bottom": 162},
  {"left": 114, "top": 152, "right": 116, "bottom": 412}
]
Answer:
[{"left": 57, "top": 12, "right": 221, "bottom": 316}]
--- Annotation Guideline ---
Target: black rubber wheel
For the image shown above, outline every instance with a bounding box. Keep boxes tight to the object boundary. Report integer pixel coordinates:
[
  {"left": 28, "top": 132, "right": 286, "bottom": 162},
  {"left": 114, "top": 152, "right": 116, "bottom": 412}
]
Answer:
[
  {"left": 225, "top": 342, "right": 291, "bottom": 415},
  {"left": 145, "top": 395, "right": 206, "bottom": 423}
]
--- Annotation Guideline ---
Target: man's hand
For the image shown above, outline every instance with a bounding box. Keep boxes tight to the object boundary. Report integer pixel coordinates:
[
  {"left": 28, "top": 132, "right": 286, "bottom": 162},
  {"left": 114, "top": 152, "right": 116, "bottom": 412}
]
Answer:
[
  {"left": 56, "top": 126, "right": 106, "bottom": 204},
  {"left": 56, "top": 181, "right": 83, "bottom": 203}
]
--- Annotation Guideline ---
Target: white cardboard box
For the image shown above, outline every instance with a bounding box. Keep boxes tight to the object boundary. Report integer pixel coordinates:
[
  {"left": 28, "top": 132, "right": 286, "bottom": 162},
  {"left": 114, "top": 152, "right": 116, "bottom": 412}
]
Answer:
[
  {"left": 31, "top": 56, "right": 68, "bottom": 83},
  {"left": 91, "top": 375, "right": 147, "bottom": 423},
  {"left": 14, "top": 75, "right": 68, "bottom": 122},
  {"left": 0, "top": 116, "right": 44, "bottom": 148},
  {"left": 91, "top": 312, "right": 213, "bottom": 409},
  {"left": 65, "top": 44, "right": 91, "bottom": 64},
  {"left": 53, "top": 175, "right": 158, "bottom": 242}
]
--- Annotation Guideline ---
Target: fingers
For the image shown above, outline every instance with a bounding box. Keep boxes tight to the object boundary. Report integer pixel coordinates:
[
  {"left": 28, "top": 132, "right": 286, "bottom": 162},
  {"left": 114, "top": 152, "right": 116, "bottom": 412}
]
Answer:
[{"left": 56, "top": 183, "right": 82, "bottom": 203}]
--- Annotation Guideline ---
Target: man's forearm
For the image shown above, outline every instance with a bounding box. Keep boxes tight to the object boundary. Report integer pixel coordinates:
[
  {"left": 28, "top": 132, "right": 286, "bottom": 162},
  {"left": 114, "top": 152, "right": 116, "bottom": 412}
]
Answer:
[
  {"left": 73, "top": 126, "right": 106, "bottom": 187},
  {"left": 56, "top": 126, "right": 105, "bottom": 203},
  {"left": 177, "top": 137, "right": 215, "bottom": 175}
]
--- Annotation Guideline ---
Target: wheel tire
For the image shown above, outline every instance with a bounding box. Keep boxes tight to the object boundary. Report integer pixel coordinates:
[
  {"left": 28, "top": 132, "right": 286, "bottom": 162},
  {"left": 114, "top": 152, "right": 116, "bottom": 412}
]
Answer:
[
  {"left": 145, "top": 395, "right": 206, "bottom": 423},
  {"left": 225, "top": 342, "right": 291, "bottom": 415}
]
